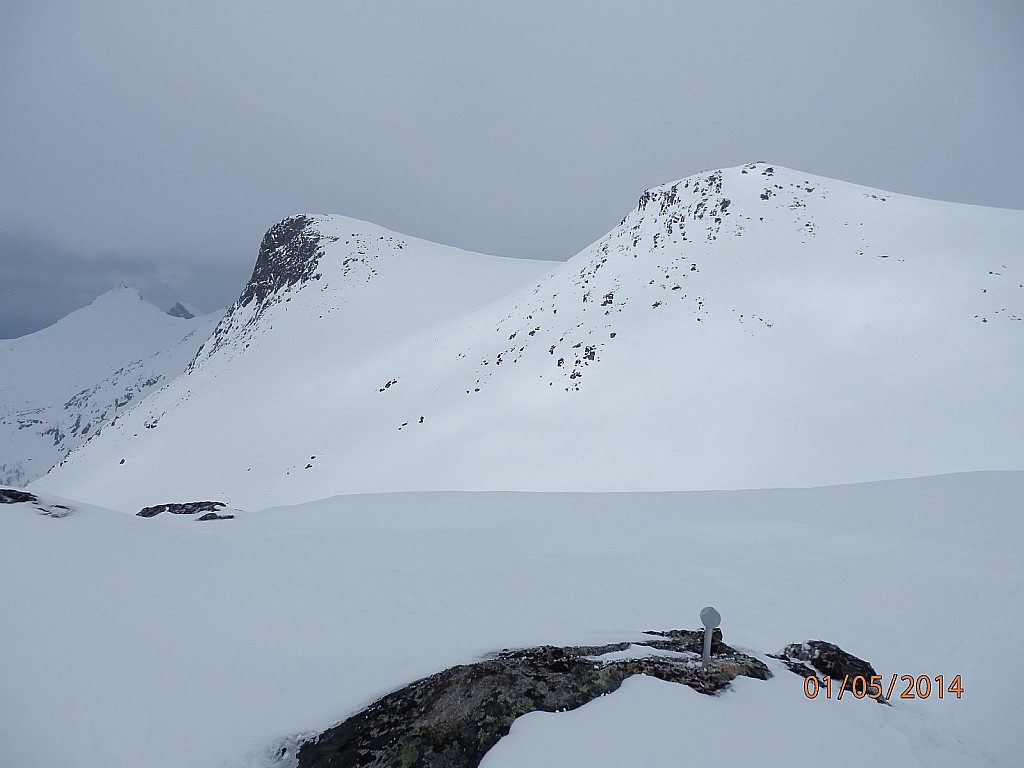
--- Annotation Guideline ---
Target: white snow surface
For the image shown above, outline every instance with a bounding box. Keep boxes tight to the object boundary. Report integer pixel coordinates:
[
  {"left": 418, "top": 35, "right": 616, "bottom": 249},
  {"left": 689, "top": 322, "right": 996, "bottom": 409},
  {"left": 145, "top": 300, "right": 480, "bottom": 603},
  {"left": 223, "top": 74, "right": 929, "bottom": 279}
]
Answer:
[
  {"left": 0, "top": 287, "right": 220, "bottom": 485},
  {"left": 33, "top": 164, "right": 1024, "bottom": 512},
  {"left": 483, "top": 671, "right": 970, "bottom": 768},
  {"left": 6, "top": 165, "right": 1023, "bottom": 766},
  {"left": 2, "top": 472, "right": 1022, "bottom": 767}
]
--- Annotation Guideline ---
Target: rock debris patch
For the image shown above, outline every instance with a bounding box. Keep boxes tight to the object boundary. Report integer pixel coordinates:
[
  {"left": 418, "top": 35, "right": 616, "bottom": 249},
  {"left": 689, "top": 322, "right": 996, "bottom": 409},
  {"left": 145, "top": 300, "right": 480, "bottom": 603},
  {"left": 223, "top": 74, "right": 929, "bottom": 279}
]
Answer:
[{"left": 1, "top": 487, "right": 74, "bottom": 517}]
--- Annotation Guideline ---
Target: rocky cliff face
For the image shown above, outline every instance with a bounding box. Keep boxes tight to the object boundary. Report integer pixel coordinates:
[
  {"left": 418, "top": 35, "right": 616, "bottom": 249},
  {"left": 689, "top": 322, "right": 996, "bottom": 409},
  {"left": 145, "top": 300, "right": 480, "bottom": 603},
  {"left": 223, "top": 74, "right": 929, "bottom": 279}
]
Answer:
[
  {"left": 238, "top": 215, "right": 325, "bottom": 311},
  {"left": 187, "top": 213, "right": 418, "bottom": 369},
  {"left": 192, "top": 215, "right": 324, "bottom": 364}
]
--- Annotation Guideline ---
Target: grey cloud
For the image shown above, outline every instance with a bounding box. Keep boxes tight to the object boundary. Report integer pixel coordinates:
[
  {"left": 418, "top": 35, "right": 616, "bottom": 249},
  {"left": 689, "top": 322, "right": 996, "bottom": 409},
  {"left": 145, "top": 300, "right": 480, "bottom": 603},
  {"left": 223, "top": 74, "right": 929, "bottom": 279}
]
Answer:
[
  {"left": 0, "top": 232, "right": 246, "bottom": 338},
  {"left": 2, "top": 1, "right": 1022, "bottom": 337}
]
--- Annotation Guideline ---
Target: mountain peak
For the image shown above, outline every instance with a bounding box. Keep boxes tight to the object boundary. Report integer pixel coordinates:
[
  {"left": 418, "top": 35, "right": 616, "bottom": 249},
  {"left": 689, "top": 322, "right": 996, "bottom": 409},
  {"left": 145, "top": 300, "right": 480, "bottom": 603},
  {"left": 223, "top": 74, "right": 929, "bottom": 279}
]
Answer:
[
  {"left": 237, "top": 215, "right": 324, "bottom": 311},
  {"left": 166, "top": 302, "right": 196, "bottom": 319},
  {"left": 89, "top": 285, "right": 145, "bottom": 305}
]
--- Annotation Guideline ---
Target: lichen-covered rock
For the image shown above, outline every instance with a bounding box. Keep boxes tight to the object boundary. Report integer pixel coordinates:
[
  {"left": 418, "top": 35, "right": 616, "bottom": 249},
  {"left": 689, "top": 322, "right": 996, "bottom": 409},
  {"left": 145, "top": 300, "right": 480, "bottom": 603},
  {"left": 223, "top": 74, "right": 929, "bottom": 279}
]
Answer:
[
  {"left": 137, "top": 501, "right": 226, "bottom": 518},
  {"left": 296, "top": 629, "right": 769, "bottom": 768}
]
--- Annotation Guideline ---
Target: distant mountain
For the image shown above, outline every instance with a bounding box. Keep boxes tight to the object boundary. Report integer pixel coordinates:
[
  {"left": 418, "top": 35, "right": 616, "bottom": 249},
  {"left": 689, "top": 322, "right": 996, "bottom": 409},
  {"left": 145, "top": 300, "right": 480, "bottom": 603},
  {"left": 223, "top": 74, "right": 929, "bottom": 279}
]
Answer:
[
  {"left": 166, "top": 301, "right": 197, "bottom": 319},
  {"left": 0, "top": 287, "right": 220, "bottom": 485},
  {"left": 34, "top": 164, "right": 1024, "bottom": 511}
]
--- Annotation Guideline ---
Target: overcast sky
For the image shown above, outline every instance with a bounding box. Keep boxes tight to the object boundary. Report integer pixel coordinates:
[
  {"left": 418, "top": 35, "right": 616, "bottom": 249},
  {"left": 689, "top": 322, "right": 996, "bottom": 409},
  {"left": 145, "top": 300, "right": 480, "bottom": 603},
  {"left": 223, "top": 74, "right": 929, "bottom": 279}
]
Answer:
[{"left": 2, "top": 0, "right": 1022, "bottom": 337}]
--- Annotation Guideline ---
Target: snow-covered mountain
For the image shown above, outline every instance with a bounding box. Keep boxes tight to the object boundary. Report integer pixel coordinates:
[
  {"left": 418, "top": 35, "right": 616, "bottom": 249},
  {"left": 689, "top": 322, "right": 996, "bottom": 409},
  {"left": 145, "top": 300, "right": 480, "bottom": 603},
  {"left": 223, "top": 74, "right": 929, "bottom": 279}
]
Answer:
[
  {"left": 6, "top": 164, "right": 1024, "bottom": 768},
  {"left": 34, "top": 163, "right": 1024, "bottom": 511},
  {"left": 0, "top": 287, "right": 220, "bottom": 485}
]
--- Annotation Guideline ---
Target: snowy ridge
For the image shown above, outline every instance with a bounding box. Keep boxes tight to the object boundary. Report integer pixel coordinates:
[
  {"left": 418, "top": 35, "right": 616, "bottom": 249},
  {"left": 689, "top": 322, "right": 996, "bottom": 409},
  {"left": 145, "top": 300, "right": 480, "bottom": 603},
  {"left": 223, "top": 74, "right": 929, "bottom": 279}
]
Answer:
[
  {"left": 0, "top": 288, "right": 220, "bottom": 484},
  {"left": 188, "top": 213, "right": 552, "bottom": 371},
  {"left": 452, "top": 162, "right": 1022, "bottom": 394},
  {"left": 33, "top": 164, "right": 1024, "bottom": 511}
]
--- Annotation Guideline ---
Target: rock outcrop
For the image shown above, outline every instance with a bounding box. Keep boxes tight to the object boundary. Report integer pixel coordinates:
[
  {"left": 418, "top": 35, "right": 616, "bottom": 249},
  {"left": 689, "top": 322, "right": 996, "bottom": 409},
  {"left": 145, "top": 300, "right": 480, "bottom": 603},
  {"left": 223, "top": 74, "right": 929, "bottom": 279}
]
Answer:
[
  {"left": 192, "top": 215, "right": 326, "bottom": 364},
  {"left": 295, "top": 628, "right": 769, "bottom": 768},
  {"left": 167, "top": 302, "right": 196, "bottom": 319},
  {"left": 137, "top": 500, "right": 227, "bottom": 518},
  {"left": 237, "top": 215, "right": 324, "bottom": 311},
  {"left": 770, "top": 640, "right": 886, "bottom": 702},
  {"left": 0, "top": 488, "right": 37, "bottom": 504}
]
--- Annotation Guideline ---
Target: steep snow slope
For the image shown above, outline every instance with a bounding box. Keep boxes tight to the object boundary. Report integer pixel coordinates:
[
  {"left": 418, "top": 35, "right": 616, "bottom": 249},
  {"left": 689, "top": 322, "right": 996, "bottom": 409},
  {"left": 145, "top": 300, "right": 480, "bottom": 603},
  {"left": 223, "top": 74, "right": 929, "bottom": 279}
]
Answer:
[
  {"left": 2, "top": 472, "right": 1022, "bottom": 767},
  {"left": 35, "top": 164, "right": 1024, "bottom": 511},
  {"left": 34, "top": 218, "right": 556, "bottom": 509},
  {"left": 0, "top": 288, "right": 220, "bottom": 484}
]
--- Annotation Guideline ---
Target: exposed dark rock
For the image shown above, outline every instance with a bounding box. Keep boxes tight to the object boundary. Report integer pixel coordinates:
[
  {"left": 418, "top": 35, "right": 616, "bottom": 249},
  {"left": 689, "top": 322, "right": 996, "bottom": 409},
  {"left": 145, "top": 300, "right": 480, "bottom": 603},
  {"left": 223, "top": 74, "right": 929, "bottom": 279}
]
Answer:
[
  {"left": 192, "top": 215, "right": 325, "bottom": 364},
  {"left": 1, "top": 488, "right": 37, "bottom": 504},
  {"left": 238, "top": 215, "right": 323, "bottom": 310},
  {"left": 770, "top": 640, "right": 884, "bottom": 701},
  {"left": 297, "top": 628, "right": 769, "bottom": 768},
  {"left": 137, "top": 501, "right": 226, "bottom": 518},
  {"left": 166, "top": 302, "right": 195, "bottom": 319},
  {"left": 196, "top": 512, "right": 235, "bottom": 521}
]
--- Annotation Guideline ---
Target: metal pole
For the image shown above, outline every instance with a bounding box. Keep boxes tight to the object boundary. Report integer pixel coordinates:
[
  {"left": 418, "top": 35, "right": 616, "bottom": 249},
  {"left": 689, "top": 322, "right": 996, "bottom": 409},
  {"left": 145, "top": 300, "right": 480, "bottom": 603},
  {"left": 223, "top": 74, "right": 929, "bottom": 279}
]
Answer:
[{"left": 700, "top": 606, "right": 721, "bottom": 668}]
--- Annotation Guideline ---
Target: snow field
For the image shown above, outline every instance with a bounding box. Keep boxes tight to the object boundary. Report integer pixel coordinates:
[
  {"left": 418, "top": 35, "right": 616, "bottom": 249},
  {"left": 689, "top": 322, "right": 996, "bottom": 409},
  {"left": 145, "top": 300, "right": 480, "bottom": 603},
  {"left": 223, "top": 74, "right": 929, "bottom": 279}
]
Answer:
[{"left": 2, "top": 472, "right": 1021, "bottom": 767}]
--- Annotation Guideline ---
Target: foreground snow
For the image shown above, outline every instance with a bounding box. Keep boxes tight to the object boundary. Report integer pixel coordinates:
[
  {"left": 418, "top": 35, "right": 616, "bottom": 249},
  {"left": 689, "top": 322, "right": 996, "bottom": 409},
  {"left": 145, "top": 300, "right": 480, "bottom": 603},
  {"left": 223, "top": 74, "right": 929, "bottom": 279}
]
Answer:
[
  {"left": 2, "top": 471, "right": 1021, "bottom": 767},
  {"left": 483, "top": 671, "right": 976, "bottom": 768}
]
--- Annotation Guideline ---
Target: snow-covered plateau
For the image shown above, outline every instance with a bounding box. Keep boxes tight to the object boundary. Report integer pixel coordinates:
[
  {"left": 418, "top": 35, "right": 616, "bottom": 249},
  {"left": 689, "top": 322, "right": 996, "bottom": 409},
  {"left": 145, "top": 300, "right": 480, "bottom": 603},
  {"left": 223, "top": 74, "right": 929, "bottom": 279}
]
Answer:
[
  {"left": 3, "top": 163, "right": 1023, "bottom": 767},
  {"left": 2, "top": 474, "right": 1022, "bottom": 767}
]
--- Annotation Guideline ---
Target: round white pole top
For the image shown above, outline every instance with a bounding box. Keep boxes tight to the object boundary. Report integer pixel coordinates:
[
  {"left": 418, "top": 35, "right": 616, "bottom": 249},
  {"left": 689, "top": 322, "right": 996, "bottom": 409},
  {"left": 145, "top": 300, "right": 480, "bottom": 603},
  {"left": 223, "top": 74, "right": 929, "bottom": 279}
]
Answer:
[{"left": 700, "top": 606, "right": 721, "bottom": 628}]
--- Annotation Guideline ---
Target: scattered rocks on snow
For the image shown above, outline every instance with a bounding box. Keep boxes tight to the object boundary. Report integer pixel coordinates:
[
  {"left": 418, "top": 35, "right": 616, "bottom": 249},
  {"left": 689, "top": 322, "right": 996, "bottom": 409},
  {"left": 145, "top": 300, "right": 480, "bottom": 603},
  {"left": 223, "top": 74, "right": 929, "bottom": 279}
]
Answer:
[
  {"left": 295, "top": 628, "right": 769, "bottom": 768},
  {"left": 2, "top": 488, "right": 73, "bottom": 517},
  {"left": 35, "top": 503, "right": 72, "bottom": 518}
]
